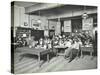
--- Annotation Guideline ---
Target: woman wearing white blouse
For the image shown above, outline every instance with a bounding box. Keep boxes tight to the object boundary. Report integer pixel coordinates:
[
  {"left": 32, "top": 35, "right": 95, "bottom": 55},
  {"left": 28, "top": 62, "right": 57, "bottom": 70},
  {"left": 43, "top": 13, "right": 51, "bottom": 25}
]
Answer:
[{"left": 68, "top": 39, "right": 80, "bottom": 62}]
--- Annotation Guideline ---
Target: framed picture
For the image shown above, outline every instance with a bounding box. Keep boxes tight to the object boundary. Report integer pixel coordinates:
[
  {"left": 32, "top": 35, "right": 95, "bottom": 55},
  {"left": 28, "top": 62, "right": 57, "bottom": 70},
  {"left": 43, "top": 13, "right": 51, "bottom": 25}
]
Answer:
[{"left": 31, "top": 19, "right": 41, "bottom": 29}]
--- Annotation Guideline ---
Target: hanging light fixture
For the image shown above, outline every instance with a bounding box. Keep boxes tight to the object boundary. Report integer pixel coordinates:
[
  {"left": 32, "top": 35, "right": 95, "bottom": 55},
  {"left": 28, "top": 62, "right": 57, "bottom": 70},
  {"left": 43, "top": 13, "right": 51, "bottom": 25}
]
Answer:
[
  {"left": 37, "top": 19, "right": 41, "bottom": 23},
  {"left": 37, "top": 11, "right": 42, "bottom": 23},
  {"left": 82, "top": 5, "right": 88, "bottom": 19}
]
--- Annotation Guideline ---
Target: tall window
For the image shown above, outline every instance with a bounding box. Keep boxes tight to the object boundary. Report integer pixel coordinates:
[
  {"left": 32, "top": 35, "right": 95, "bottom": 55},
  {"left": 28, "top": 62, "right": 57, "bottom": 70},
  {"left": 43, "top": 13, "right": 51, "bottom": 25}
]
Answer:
[{"left": 71, "top": 18, "right": 82, "bottom": 32}]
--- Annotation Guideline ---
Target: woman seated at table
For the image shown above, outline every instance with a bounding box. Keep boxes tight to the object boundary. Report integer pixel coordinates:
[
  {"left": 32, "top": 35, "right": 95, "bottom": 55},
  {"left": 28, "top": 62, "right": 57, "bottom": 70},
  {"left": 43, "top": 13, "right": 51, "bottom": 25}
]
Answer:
[
  {"left": 47, "top": 38, "right": 52, "bottom": 49},
  {"left": 59, "top": 38, "right": 64, "bottom": 46},
  {"left": 39, "top": 38, "right": 44, "bottom": 47},
  {"left": 64, "top": 39, "right": 73, "bottom": 58},
  {"left": 16, "top": 36, "right": 23, "bottom": 47},
  {"left": 44, "top": 37, "right": 50, "bottom": 49},
  {"left": 64, "top": 39, "right": 72, "bottom": 47},
  {"left": 28, "top": 36, "right": 37, "bottom": 48},
  {"left": 67, "top": 38, "right": 80, "bottom": 62},
  {"left": 53, "top": 39, "right": 59, "bottom": 46}
]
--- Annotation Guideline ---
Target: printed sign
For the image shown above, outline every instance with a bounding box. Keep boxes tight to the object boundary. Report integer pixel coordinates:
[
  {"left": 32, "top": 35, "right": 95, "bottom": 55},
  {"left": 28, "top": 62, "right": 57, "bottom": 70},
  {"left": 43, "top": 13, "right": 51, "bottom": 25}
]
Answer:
[
  {"left": 82, "top": 18, "right": 93, "bottom": 30},
  {"left": 64, "top": 20, "right": 71, "bottom": 32}
]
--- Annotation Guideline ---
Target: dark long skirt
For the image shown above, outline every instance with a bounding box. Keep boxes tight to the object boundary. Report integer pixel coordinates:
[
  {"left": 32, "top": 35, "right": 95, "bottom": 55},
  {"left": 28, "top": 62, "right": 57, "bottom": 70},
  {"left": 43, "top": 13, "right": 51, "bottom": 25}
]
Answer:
[{"left": 68, "top": 49, "right": 78, "bottom": 62}]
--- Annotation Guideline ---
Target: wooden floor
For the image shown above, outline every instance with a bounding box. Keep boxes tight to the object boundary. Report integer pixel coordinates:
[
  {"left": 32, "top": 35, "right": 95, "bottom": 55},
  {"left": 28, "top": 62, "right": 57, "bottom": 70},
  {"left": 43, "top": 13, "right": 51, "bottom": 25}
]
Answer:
[{"left": 14, "top": 52, "right": 97, "bottom": 74}]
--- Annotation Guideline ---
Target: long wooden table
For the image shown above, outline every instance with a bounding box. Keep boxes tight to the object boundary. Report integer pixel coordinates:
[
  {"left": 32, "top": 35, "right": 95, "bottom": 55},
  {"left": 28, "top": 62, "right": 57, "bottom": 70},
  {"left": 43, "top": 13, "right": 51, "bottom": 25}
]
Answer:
[
  {"left": 54, "top": 45, "right": 67, "bottom": 56},
  {"left": 16, "top": 47, "right": 51, "bottom": 67},
  {"left": 81, "top": 46, "right": 93, "bottom": 57},
  {"left": 54, "top": 45, "right": 67, "bottom": 49}
]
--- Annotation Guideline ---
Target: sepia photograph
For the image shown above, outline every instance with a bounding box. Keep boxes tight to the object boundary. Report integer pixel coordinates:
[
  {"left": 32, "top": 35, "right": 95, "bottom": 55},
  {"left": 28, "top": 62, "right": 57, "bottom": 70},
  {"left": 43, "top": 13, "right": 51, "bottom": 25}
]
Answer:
[{"left": 11, "top": 1, "right": 97, "bottom": 74}]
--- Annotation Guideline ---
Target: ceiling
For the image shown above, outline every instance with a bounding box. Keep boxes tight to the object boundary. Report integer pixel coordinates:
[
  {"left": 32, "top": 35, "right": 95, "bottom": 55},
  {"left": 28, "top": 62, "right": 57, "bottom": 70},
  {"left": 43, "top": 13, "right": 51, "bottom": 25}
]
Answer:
[
  {"left": 13, "top": 1, "right": 97, "bottom": 21},
  {"left": 28, "top": 5, "right": 97, "bottom": 16},
  {"left": 14, "top": 1, "right": 38, "bottom": 7}
]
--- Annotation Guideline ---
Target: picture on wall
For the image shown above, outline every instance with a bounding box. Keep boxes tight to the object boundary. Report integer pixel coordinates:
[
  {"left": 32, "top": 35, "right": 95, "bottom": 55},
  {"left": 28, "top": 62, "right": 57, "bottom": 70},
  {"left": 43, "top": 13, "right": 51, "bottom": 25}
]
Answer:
[{"left": 31, "top": 19, "right": 41, "bottom": 30}]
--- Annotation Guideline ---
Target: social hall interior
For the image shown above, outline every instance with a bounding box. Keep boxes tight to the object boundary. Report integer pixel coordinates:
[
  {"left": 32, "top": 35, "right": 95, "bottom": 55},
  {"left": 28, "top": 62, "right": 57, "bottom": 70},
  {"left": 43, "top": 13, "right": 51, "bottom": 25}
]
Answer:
[{"left": 11, "top": 1, "right": 97, "bottom": 74}]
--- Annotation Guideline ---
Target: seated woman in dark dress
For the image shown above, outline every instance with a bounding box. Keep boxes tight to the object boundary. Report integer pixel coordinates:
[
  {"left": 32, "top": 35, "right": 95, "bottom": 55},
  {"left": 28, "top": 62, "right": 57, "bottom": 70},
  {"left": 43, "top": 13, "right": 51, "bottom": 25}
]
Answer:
[{"left": 68, "top": 39, "right": 80, "bottom": 62}]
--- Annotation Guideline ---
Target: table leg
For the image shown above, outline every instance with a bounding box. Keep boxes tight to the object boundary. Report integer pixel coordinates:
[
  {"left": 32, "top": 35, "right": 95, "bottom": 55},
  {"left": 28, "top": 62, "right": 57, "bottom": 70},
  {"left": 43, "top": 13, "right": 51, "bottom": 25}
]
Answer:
[
  {"left": 90, "top": 51, "right": 93, "bottom": 59},
  {"left": 56, "top": 49, "right": 58, "bottom": 56},
  {"left": 81, "top": 50, "right": 83, "bottom": 58},
  {"left": 47, "top": 54, "right": 49, "bottom": 62},
  {"left": 90, "top": 50, "right": 93, "bottom": 56},
  {"left": 38, "top": 54, "right": 41, "bottom": 67}
]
